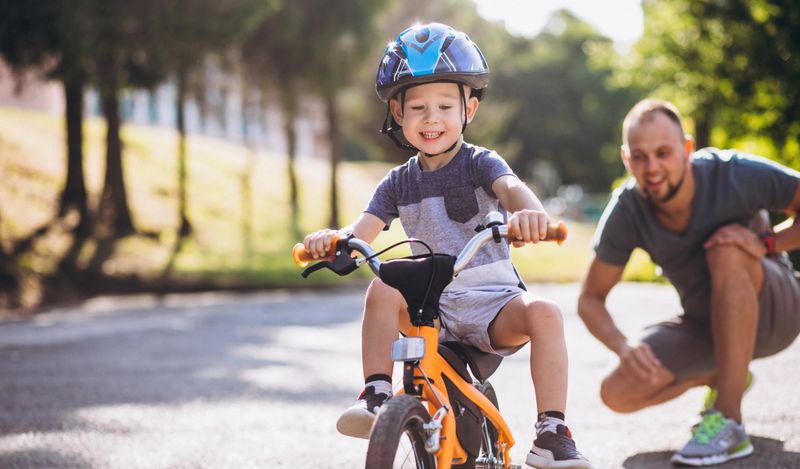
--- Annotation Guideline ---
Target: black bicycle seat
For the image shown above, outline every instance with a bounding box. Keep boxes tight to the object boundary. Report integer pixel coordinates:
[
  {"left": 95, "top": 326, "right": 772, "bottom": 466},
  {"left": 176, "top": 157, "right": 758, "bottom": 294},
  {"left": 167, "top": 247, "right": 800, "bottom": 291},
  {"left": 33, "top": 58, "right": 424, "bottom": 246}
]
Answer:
[{"left": 439, "top": 341, "right": 503, "bottom": 384}]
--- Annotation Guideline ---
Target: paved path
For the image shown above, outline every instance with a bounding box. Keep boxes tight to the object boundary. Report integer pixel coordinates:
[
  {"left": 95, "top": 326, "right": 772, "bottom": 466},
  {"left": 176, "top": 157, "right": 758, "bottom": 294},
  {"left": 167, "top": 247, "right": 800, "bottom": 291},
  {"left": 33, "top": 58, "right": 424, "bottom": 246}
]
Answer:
[{"left": 0, "top": 284, "right": 798, "bottom": 468}]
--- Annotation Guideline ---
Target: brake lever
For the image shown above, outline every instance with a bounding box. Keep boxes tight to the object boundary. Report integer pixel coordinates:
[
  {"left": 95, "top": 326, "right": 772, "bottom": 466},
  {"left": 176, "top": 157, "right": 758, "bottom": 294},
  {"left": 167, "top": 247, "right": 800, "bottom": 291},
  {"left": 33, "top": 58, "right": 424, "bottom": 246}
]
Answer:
[{"left": 300, "top": 237, "right": 359, "bottom": 278}]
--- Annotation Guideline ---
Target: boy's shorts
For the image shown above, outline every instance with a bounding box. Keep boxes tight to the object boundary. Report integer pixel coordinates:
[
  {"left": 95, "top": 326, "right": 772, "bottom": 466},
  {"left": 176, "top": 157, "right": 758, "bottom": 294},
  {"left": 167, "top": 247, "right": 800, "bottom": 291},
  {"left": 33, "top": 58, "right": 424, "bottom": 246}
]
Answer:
[
  {"left": 641, "top": 256, "right": 800, "bottom": 381},
  {"left": 438, "top": 286, "right": 526, "bottom": 356}
]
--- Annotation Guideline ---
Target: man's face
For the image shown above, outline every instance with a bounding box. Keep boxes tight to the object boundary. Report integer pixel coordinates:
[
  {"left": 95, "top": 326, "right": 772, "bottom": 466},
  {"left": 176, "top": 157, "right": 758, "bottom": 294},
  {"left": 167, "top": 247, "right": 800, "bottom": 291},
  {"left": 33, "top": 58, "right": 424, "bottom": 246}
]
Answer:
[
  {"left": 622, "top": 112, "right": 692, "bottom": 204},
  {"left": 389, "top": 82, "right": 478, "bottom": 156}
]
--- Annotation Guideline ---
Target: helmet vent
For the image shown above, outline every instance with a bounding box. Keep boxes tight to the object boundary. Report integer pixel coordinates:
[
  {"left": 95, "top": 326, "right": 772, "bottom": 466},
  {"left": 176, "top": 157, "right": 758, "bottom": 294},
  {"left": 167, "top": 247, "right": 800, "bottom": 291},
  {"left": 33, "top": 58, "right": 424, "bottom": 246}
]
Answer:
[
  {"left": 440, "top": 35, "right": 454, "bottom": 53},
  {"left": 415, "top": 27, "right": 430, "bottom": 44}
]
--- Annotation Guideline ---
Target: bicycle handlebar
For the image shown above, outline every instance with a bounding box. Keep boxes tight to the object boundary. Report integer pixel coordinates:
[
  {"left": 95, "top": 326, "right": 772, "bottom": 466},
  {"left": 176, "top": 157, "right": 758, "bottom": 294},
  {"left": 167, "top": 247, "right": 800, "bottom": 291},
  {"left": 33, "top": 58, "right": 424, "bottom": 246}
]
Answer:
[{"left": 292, "top": 220, "right": 567, "bottom": 276}]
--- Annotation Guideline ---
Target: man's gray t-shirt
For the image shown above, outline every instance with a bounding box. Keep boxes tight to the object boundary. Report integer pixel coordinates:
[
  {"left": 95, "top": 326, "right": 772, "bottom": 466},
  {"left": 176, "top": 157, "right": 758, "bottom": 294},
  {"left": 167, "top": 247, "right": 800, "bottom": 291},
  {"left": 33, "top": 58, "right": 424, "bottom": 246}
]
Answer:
[
  {"left": 594, "top": 149, "right": 799, "bottom": 322},
  {"left": 365, "top": 142, "right": 520, "bottom": 291}
]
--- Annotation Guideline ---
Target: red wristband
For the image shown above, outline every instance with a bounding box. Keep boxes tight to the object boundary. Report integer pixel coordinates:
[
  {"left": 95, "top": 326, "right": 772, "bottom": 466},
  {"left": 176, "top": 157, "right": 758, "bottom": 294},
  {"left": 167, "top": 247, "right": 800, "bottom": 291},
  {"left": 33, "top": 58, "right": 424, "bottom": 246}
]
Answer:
[{"left": 759, "top": 232, "right": 776, "bottom": 256}]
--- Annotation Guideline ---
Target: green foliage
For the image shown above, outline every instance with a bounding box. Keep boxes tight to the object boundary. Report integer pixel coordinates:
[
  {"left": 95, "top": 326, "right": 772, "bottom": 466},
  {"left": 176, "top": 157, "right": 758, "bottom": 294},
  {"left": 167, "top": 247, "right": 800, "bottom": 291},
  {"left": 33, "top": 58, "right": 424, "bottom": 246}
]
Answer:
[{"left": 629, "top": 0, "right": 800, "bottom": 165}]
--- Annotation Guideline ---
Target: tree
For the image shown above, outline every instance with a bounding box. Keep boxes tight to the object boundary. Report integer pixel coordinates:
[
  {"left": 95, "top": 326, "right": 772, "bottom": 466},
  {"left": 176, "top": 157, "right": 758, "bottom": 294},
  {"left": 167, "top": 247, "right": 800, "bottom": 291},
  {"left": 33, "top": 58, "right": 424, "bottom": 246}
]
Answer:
[
  {"left": 631, "top": 0, "right": 800, "bottom": 161},
  {"left": 0, "top": 1, "right": 93, "bottom": 235},
  {"left": 301, "top": 0, "right": 388, "bottom": 228},
  {"left": 151, "top": 0, "right": 272, "bottom": 240},
  {"left": 491, "top": 10, "right": 641, "bottom": 193}
]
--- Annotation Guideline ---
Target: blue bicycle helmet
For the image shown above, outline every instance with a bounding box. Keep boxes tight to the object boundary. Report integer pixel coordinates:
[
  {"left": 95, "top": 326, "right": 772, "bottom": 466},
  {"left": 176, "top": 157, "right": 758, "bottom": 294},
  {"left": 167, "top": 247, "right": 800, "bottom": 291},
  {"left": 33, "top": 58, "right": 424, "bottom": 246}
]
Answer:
[{"left": 376, "top": 23, "right": 489, "bottom": 103}]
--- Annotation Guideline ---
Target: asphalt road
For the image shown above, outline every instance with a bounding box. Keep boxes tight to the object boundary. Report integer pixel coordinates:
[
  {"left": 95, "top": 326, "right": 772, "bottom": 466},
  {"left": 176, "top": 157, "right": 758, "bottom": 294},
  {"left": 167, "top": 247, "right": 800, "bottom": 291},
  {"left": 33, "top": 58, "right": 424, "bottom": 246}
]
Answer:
[{"left": 0, "top": 284, "right": 798, "bottom": 468}]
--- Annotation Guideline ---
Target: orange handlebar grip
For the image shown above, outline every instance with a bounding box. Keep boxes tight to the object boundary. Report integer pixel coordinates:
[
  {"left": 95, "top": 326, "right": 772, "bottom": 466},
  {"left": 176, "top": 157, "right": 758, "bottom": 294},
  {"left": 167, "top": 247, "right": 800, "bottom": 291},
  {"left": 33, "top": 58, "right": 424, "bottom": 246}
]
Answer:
[
  {"left": 545, "top": 221, "right": 568, "bottom": 245},
  {"left": 292, "top": 235, "right": 341, "bottom": 268}
]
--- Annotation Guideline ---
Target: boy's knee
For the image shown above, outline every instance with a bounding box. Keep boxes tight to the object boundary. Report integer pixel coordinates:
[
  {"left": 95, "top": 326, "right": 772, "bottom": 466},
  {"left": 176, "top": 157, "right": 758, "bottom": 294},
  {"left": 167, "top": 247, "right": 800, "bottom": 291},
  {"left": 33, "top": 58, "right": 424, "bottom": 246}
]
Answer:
[
  {"left": 526, "top": 300, "right": 564, "bottom": 330},
  {"left": 365, "top": 278, "right": 404, "bottom": 306}
]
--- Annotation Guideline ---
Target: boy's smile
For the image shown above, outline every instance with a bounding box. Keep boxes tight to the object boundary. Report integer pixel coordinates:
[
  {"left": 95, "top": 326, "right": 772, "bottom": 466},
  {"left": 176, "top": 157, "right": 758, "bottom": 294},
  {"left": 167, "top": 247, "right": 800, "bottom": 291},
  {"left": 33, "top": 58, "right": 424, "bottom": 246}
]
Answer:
[{"left": 390, "top": 82, "right": 479, "bottom": 162}]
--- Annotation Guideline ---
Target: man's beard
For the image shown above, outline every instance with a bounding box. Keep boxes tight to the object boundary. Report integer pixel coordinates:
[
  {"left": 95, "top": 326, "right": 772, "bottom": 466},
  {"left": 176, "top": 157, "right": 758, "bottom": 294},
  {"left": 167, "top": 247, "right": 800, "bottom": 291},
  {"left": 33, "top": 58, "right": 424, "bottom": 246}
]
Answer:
[{"left": 642, "top": 164, "right": 687, "bottom": 204}]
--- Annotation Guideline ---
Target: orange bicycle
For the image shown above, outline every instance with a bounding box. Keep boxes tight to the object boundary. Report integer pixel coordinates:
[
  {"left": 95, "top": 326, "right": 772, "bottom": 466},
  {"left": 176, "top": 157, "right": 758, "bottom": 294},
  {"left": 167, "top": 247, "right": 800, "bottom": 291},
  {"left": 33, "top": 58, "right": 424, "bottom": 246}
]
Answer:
[{"left": 293, "top": 212, "right": 567, "bottom": 469}]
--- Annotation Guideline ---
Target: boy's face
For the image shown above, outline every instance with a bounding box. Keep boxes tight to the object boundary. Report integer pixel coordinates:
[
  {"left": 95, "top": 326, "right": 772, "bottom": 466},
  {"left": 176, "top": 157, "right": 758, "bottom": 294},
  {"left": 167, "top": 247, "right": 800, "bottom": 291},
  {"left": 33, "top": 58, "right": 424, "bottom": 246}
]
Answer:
[{"left": 389, "top": 82, "right": 479, "bottom": 156}]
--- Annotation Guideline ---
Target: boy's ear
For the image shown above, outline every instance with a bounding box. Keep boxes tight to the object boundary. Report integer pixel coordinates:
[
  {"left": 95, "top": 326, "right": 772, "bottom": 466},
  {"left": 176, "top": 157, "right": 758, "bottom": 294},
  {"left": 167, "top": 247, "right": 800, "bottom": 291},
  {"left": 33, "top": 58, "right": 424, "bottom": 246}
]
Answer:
[
  {"left": 465, "top": 96, "right": 480, "bottom": 124},
  {"left": 389, "top": 98, "right": 403, "bottom": 125},
  {"left": 620, "top": 145, "right": 632, "bottom": 173}
]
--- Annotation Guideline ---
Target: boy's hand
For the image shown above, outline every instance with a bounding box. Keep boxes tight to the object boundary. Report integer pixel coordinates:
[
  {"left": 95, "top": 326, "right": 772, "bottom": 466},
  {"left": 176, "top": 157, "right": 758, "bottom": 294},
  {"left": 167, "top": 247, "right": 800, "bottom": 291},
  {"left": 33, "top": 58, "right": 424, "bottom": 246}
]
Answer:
[
  {"left": 303, "top": 228, "right": 341, "bottom": 259},
  {"left": 507, "top": 209, "right": 550, "bottom": 248}
]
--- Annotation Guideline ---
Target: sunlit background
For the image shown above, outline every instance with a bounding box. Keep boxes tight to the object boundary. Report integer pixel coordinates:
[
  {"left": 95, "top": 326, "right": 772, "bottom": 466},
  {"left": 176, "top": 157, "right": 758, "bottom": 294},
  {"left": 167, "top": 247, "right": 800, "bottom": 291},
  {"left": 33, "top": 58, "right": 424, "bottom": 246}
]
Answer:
[{"left": 0, "top": 0, "right": 797, "bottom": 311}]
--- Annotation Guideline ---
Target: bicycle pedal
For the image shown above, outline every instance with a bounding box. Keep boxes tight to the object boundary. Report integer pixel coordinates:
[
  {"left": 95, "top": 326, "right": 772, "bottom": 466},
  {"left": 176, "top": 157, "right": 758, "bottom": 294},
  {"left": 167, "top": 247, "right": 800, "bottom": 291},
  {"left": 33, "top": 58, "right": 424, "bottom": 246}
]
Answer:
[{"left": 507, "top": 465, "right": 522, "bottom": 469}]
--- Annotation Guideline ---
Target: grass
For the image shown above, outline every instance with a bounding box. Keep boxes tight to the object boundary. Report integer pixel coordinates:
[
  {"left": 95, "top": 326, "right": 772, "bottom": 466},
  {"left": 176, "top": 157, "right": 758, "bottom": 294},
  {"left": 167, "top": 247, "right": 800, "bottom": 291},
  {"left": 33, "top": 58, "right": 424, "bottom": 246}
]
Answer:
[{"left": 0, "top": 107, "right": 659, "bottom": 306}]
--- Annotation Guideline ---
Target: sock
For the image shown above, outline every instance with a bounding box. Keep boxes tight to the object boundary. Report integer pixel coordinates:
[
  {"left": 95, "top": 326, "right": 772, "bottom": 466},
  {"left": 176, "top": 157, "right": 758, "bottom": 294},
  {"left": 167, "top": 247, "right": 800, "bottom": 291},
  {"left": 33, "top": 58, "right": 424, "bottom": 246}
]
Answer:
[
  {"left": 365, "top": 374, "right": 392, "bottom": 397},
  {"left": 535, "top": 411, "right": 567, "bottom": 436}
]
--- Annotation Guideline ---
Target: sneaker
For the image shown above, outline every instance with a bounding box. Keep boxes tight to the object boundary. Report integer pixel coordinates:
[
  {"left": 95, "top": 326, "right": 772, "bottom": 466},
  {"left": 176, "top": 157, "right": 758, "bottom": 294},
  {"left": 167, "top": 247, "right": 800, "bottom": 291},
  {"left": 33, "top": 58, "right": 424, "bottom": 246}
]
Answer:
[
  {"left": 335, "top": 386, "right": 389, "bottom": 439},
  {"left": 526, "top": 424, "right": 594, "bottom": 469},
  {"left": 701, "top": 371, "right": 754, "bottom": 413},
  {"left": 671, "top": 410, "right": 753, "bottom": 466}
]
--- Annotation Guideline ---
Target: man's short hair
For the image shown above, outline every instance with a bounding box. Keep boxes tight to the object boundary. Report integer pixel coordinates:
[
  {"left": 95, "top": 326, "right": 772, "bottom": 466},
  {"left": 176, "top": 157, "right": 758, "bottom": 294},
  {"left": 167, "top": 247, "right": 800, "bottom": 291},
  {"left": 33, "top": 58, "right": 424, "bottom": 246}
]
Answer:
[{"left": 622, "top": 98, "right": 685, "bottom": 147}]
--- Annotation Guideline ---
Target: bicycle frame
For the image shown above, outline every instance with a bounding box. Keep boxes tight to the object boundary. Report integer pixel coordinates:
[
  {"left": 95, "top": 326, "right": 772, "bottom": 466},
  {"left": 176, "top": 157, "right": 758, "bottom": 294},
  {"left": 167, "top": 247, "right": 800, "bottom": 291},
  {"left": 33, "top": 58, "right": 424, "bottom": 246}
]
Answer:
[
  {"left": 292, "top": 214, "right": 567, "bottom": 469},
  {"left": 397, "top": 323, "right": 515, "bottom": 469}
]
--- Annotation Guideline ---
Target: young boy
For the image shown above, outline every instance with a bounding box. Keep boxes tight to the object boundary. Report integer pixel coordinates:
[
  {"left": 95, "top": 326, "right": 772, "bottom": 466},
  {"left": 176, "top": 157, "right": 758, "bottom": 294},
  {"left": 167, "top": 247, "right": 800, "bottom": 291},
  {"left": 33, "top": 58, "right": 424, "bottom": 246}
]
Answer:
[{"left": 302, "top": 23, "right": 593, "bottom": 469}]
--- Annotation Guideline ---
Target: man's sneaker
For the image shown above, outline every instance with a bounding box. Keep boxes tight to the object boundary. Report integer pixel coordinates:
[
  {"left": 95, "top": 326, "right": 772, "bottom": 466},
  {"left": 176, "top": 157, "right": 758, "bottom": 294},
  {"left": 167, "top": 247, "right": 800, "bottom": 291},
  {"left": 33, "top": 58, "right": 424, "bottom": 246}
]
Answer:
[
  {"left": 701, "top": 370, "right": 754, "bottom": 413},
  {"left": 671, "top": 410, "right": 753, "bottom": 466},
  {"left": 526, "top": 424, "right": 594, "bottom": 469},
  {"left": 335, "top": 386, "right": 389, "bottom": 439}
]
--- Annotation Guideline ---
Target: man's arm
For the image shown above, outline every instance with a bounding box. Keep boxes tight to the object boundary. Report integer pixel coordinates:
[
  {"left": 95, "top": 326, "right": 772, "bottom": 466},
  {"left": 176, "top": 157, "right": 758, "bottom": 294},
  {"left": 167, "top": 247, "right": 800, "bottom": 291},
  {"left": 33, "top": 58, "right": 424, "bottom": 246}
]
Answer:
[
  {"left": 704, "top": 182, "right": 800, "bottom": 257},
  {"left": 579, "top": 256, "right": 663, "bottom": 381}
]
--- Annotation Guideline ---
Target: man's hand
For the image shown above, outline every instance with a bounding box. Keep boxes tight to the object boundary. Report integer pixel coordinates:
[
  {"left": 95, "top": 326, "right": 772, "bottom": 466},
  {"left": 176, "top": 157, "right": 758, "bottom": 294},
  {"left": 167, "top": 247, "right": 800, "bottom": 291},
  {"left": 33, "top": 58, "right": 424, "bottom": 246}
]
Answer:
[
  {"left": 507, "top": 209, "right": 549, "bottom": 248},
  {"left": 619, "top": 342, "right": 663, "bottom": 383},
  {"left": 703, "top": 223, "right": 767, "bottom": 258}
]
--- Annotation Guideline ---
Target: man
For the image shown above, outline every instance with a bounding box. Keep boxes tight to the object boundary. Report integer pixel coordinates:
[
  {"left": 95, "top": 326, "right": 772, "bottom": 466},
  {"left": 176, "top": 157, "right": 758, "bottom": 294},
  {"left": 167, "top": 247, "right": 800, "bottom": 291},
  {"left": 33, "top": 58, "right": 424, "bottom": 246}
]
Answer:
[{"left": 578, "top": 98, "right": 800, "bottom": 466}]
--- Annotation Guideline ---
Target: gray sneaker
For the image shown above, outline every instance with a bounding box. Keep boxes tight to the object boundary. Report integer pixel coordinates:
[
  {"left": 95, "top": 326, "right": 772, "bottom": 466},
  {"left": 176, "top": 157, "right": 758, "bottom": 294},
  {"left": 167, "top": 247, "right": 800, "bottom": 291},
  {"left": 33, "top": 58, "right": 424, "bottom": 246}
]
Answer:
[
  {"left": 671, "top": 411, "right": 753, "bottom": 466},
  {"left": 335, "top": 386, "right": 389, "bottom": 439},
  {"left": 526, "top": 424, "right": 594, "bottom": 468}
]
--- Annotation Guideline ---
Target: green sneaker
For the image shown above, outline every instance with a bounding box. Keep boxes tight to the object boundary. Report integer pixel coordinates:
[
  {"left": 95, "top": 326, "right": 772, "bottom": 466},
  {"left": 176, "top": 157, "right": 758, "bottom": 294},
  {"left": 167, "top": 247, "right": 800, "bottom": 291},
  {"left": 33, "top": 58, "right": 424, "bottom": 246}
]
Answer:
[
  {"left": 671, "top": 411, "right": 753, "bottom": 466},
  {"left": 701, "top": 370, "right": 754, "bottom": 413}
]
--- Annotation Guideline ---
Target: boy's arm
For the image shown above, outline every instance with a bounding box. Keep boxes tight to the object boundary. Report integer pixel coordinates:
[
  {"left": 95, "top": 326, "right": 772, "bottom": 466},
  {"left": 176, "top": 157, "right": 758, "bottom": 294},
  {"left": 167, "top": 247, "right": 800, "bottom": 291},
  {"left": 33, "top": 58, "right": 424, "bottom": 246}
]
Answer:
[
  {"left": 491, "top": 175, "right": 547, "bottom": 246},
  {"left": 303, "top": 212, "right": 385, "bottom": 259}
]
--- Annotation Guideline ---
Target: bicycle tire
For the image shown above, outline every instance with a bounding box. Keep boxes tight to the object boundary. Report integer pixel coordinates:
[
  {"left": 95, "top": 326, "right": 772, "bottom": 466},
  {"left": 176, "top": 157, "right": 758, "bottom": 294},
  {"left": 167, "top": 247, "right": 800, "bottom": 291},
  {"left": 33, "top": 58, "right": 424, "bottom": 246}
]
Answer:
[
  {"left": 472, "top": 381, "right": 502, "bottom": 469},
  {"left": 366, "top": 394, "right": 437, "bottom": 469}
]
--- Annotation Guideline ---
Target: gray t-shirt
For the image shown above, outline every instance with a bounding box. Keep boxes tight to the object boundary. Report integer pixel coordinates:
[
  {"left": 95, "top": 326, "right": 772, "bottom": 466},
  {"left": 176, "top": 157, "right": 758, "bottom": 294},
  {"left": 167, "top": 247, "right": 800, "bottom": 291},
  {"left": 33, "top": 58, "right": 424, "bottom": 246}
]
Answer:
[
  {"left": 365, "top": 142, "right": 520, "bottom": 290},
  {"left": 594, "top": 149, "right": 799, "bottom": 321}
]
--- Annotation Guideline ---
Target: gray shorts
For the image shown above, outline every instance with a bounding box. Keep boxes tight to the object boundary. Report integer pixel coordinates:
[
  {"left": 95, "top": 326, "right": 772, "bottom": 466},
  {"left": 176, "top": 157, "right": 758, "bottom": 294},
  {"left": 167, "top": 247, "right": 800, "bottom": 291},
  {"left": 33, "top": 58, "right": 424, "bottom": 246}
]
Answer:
[
  {"left": 438, "top": 287, "right": 525, "bottom": 356},
  {"left": 642, "top": 256, "right": 800, "bottom": 380}
]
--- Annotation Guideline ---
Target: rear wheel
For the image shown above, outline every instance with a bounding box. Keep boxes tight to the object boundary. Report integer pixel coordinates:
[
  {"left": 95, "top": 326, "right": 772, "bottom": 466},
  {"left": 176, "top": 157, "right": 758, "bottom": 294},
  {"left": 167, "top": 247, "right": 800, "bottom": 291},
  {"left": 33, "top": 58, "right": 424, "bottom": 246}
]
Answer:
[
  {"left": 474, "top": 381, "right": 502, "bottom": 469},
  {"left": 366, "top": 394, "right": 437, "bottom": 469}
]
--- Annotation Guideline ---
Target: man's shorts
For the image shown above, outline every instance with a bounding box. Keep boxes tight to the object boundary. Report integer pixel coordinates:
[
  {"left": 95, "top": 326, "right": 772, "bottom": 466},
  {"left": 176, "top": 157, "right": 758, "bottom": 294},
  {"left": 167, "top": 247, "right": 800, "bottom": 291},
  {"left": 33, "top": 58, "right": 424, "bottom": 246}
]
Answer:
[
  {"left": 641, "top": 256, "right": 800, "bottom": 381},
  {"left": 438, "top": 286, "right": 525, "bottom": 356}
]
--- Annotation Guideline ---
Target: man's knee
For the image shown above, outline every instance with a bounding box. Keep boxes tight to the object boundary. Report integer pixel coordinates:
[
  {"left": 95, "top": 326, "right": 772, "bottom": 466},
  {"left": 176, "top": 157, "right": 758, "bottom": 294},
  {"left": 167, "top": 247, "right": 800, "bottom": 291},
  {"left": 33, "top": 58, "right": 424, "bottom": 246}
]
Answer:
[{"left": 600, "top": 373, "right": 643, "bottom": 413}]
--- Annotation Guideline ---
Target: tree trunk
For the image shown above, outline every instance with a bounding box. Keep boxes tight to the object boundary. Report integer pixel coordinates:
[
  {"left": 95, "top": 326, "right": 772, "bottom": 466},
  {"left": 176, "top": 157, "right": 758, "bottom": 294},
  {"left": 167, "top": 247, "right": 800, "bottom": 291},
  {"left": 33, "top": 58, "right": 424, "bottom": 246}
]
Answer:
[
  {"left": 59, "top": 77, "right": 90, "bottom": 235},
  {"left": 100, "top": 86, "right": 135, "bottom": 237},
  {"left": 176, "top": 70, "right": 192, "bottom": 238},
  {"left": 240, "top": 84, "right": 254, "bottom": 261},
  {"left": 281, "top": 92, "right": 300, "bottom": 238},
  {"left": 325, "top": 93, "right": 341, "bottom": 229},
  {"left": 694, "top": 105, "right": 713, "bottom": 150}
]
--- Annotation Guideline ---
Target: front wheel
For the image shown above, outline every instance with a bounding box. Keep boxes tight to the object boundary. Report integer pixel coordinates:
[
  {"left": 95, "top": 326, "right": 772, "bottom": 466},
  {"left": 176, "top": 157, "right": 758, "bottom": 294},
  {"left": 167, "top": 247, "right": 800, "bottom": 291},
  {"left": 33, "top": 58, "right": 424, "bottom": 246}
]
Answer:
[{"left": 365, "top": 394, "right": 437, "bottom": 469}]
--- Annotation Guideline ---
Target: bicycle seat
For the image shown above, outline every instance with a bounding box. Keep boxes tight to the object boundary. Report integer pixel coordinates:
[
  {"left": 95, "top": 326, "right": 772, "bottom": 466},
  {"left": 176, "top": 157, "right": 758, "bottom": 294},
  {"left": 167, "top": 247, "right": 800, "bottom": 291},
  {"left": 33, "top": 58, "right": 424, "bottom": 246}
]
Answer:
[{"left": 439, "top": 341, "right": 503, "bottom": 383}]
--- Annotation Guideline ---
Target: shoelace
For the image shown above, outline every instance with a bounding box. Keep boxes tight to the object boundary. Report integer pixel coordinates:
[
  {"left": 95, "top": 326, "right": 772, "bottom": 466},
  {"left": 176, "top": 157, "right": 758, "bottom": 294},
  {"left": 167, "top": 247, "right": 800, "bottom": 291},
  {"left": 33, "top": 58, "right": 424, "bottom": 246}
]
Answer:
[{"left": 692, "top": 412, "right": 727, "bottom": 444}]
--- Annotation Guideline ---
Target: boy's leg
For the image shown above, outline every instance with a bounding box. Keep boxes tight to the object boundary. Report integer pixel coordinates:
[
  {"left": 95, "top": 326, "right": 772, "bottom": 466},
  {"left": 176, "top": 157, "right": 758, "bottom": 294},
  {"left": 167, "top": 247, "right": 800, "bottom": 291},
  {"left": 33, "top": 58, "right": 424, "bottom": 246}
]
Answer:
[
  {"left": 489, "top": 294, "right": 593, "bottom": 468},
  {"left": 337, "top": 278, "right": 409, "bottom": 439},
  {"left": 488, "top": 294, "right": 567, "bottom": 413}
]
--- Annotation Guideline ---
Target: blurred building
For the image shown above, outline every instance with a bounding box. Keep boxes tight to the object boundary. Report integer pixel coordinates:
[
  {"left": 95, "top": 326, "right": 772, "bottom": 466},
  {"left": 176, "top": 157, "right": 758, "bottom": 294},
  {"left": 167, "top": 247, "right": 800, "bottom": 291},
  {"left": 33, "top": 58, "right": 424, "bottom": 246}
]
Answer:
[{"left": 0, "top": 57, "right": 327, "bottom": 160}]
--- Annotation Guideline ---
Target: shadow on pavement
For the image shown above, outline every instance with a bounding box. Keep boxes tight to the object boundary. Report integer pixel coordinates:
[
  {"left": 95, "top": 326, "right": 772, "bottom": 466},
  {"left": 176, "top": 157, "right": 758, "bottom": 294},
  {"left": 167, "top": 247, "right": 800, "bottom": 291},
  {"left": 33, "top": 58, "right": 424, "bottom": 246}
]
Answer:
[
  {"left": 623, "top": 436, "right": 800, "bottom": 468},
  {"left": 0, "top": 449, "right": 90, "bottom": 468},
  {"left": 0, "top": 291, "right": 363, "bottom": 435}
]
